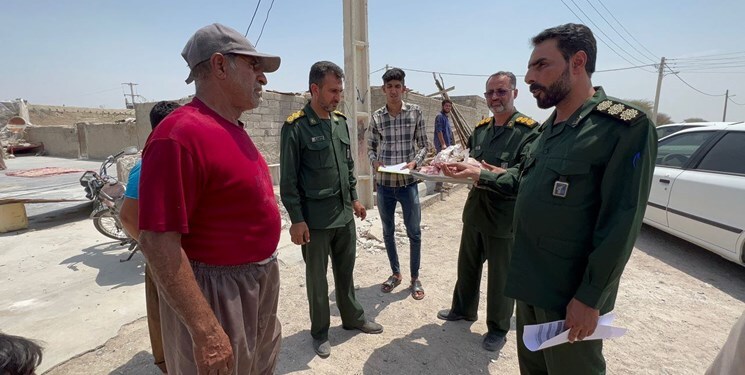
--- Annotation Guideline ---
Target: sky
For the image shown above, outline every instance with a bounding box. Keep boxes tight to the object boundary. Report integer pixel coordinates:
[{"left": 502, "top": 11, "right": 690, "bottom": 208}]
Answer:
[{"left": 2, "top": 0, "right": 745, "bottom": 123}]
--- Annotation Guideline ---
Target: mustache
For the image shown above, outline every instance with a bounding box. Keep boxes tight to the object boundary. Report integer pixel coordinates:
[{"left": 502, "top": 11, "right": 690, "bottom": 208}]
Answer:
[{"left": 529, "top": 83, "right": 546, "bottom": 92}]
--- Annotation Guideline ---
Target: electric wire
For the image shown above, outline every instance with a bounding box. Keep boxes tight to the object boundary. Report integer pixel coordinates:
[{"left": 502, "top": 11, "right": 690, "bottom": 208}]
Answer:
[
  {"left": 255, "top": 0, "right": 276, "bottom": 47},
  {"left": 245, "top": 0, "right": 263, "bottom": 36}
]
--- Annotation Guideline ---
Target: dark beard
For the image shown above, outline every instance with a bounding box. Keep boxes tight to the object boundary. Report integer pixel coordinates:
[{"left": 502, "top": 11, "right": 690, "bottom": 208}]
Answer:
[{"left": 531, "top": 68, "right": 571, "bottom": 109}]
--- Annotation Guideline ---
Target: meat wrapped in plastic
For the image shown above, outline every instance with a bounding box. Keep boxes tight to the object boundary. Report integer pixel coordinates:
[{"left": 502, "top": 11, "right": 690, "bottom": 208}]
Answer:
[{"left": 419, "top": 145, "right": 480, "bottom": 175}]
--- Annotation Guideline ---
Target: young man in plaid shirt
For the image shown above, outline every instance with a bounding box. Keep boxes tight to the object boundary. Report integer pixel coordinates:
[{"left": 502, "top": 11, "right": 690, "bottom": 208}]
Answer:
[{"left": 366, "top": 68, "right": 428, "bottom": 300}]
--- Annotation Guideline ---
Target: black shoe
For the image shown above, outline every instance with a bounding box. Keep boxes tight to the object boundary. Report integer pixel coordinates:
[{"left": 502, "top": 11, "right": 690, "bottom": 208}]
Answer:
[
  {"left": 482, "top": 332, "right": 506, "bottom": 352},
  {"left": 343, "top": 320, "right": 384, "bottom": 334},
  {"left": 313, "top": 338, "right": 331, "bottom": 358},
  {"left": 437, "top": 309, "right": 477, "bottom": 322}
]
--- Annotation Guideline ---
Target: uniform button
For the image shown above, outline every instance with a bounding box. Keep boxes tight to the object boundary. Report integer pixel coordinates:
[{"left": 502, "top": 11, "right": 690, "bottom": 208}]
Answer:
[{"left": 543, "top": 148, "right": 549, "bottom": 154}]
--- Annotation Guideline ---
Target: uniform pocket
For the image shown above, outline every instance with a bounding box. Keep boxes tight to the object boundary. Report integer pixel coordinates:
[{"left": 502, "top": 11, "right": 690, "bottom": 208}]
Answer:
[
  {"left": 306, "top": 140, "right": 334, "bottom": 169},
  {"left": 537, "top": 157, "right": 595, "bottom": 207}
]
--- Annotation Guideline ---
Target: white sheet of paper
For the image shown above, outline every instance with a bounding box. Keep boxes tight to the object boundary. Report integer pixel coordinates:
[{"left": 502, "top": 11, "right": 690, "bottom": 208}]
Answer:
[
  {"left": 523, "top": 311, "right": 627, "bottom": 352},
  {"left": 377, "top": 162, "right": 410, "bottom": 175}
]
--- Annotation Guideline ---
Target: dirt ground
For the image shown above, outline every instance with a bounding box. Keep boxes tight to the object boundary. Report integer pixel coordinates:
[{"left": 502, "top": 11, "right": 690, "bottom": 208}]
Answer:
[{"left": 46, "top": 187, "right": 745, "bottom": 374}]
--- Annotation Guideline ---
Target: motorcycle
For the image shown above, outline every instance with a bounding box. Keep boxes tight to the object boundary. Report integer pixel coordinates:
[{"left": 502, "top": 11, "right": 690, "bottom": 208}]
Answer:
[{"left": 79, "top": 146, "right": 141, "bottom": 261}]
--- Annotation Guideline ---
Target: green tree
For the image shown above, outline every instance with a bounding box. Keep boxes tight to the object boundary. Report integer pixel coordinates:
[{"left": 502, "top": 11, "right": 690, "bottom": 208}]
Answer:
[
  {"left": 683, "top": 117, "right": 707, "bottom": 123},
  {"left": 624, "top": 99, "right": 674, "bottom": 126}
]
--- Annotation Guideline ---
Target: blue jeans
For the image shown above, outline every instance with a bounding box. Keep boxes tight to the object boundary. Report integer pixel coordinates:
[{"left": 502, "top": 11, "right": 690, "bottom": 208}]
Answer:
[{"left": 377, "top": 183, "right": 422, "bottom": 279}]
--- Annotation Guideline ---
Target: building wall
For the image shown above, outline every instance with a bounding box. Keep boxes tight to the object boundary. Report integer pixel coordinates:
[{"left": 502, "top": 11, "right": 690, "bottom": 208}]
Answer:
[
  {"left": 82, "top": 122, "right": 140, "bottom": 160},
  {"left": 28, "top": 105, "right": 134, "bottom": 126},
  {"left": 135, "top": 91, "right": 308, "bottom": 165},
  {"left": 28, "top": 89, "right": 485, "bottom": 162},
  {"left": 24, "top": 126, "right": 80, "bottom": 158}
]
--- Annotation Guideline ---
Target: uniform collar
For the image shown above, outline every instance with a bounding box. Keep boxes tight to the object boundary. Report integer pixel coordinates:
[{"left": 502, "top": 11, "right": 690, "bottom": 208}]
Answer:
[
  {"left": 542, "top": 86, "right": 607, "bottom": 130},
  {"left": 303, "top": 102, "right": 337, "bottom": 126},
  {"left": 498, "top": 111, "right": 521, "bottom": 128}
]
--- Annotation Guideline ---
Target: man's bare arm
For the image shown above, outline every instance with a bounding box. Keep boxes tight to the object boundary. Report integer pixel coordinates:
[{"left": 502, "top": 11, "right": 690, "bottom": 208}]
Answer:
[{"left": 118, "top": 198, "right": 139, "bottom": 239}]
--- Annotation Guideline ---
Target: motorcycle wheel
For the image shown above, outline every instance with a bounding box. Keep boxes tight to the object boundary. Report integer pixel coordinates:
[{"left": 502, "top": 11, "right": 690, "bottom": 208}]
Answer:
[{"left": 92, "top": 210, "right": 129, "bottom": 241}]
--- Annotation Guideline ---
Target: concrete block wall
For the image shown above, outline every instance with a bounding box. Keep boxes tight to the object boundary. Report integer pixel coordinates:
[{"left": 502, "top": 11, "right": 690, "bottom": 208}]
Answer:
[
  {"left": 241, "top": 91, "right": 308, "bottom": 165},
  {"left": 24, "top": 125, "right": 80, "bottom": 158}
]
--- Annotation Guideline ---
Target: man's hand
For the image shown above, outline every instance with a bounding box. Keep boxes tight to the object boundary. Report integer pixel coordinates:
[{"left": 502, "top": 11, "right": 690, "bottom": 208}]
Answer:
[
  {"left": 442, "top": 162, "right": 481, "bottom": 180},
  {"left": 289, "top": 222, "right": 310, "bottom": 245},
  {"left": 373, "top": 161, "right": 385, "bottom": 171},
  {"left": 565, "top": 298, "right": 600, "bottom": 343},
  {"left": 193, "top": 328, "right": 234, "bottom": 375},
  {"left": 402, "top": 161, "right": 417, "bottom": 170},
  {"left": 353, "top": 200, "right": 367, "bottom": 220},
  {"left": 480, "top": 160, "right": 506, "bottom": 174}
]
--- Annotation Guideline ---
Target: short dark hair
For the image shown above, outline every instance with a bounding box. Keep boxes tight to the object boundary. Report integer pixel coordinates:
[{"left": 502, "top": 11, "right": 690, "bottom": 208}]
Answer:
[
  {"left": 309, "top": 61, "right": 344, "bottom": 92},
  {"left": 382, "top": 68, "right": 405, "bottom": 84},
  {"left": 487, "top": 71, "right": 517, "bottom": 88},
  {"left": 441, "top": 99, "right": 452, "bottom": 108},
  {"left": 149, "top": 101, "right": 181, "bottom": 130},
  {"left": 532, "top": 23, "right": 597, "bottom": 77},
  {"left": 0, "top": 332, "right": 43, "bottom": 375}
]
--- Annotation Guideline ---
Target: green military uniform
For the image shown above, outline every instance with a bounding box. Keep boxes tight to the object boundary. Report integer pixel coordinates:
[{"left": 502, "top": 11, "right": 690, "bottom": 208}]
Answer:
[
  {"left": 279, "top": 102, "right": 366, "bottom": 341},
  {"left": 480, "top": 87, "right": 657, "bottom": 374},
  {"left": 448, "top": 111, "right": 538, "bottom": 338}
]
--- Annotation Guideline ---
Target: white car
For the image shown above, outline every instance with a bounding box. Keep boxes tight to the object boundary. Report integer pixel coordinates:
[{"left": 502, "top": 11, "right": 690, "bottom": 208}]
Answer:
[
  {"left": 644, "top": 123, "right": 745, "bottom": 266},
  {"left": 655, "top": 121, "right": 738, "bottom": 139}
]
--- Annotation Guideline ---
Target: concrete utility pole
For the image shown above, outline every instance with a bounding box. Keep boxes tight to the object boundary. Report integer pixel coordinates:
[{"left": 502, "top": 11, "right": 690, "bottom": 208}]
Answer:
[
  {"left": 122, "top": 82, "right": 138, "bottom": 109},
  {"left": 652, "top": 56, "right": 665, "bottom": 125},
  {"left": 723, "top": 89, "right": 734, "bottom": 121},
  {"left": 342, "top": 0, "right": 374, "bottom": 208}
]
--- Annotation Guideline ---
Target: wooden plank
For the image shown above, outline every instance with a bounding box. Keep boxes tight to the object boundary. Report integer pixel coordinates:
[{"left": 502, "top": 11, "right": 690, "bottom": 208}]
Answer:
[{"left": 0, "top": 198, "right": 88, "bottom": 205}]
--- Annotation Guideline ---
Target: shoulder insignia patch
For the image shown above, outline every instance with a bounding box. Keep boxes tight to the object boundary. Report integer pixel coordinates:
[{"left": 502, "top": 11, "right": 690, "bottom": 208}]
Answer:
[
  {"left": 476, "top": 117, "right": 492, "bottom": 128},
  {"left": 515, "top": 116, "right": 537, "bottom": 128},
  {"left": 594, "top": 99, "right": 643, "bottom": 125},
  {"left": 285, "top": 110, "right": 305, "bottom": 124},
  {"left": 333, "top": 110, "right": 347, "bottom": 119}
]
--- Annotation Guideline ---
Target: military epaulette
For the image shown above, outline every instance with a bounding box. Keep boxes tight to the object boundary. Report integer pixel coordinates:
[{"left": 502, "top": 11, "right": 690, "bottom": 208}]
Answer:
[
  {"left": 515, "top": 116, "right": 537, "bottom": 128},
  {"left": 285, "top": 110, "right": 305, "bottom": 124},
  {"left": 594, "top": 99, "right": 644, "bottom": 125},
  {"left": 333, "top": 110, "right": 347, "bottom": 119},
  {"left": 476, "top": 117, "right": 492, "bottom": 128}
]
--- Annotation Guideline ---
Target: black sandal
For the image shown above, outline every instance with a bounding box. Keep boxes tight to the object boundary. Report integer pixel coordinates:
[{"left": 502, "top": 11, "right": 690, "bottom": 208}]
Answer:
[
  {"left": 381, "top": 275, "right": 402, "bottom": 293},
  {"left": 410, "top": 280, "right": 425, "bottom": 300}
]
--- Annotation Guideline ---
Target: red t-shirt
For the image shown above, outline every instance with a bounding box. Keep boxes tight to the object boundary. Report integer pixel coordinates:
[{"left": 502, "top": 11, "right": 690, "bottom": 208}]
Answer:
[{"left": 139, "top": 98, "right": 280, "bottom": 265}]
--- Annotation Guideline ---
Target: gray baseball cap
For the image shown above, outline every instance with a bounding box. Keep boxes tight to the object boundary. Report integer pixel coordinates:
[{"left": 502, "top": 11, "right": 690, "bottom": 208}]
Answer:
[{"left": 181, "top": 23, "right": 281, "bottom": 84}]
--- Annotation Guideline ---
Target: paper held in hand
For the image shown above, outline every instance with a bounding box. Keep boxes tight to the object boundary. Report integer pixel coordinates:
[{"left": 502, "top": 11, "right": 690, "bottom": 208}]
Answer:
[
  {"left": 523, "top": 311, "right": 627, "bottom": 352},
  {"left": 377, "top": 162, "right": 411, "bottom": 175}
]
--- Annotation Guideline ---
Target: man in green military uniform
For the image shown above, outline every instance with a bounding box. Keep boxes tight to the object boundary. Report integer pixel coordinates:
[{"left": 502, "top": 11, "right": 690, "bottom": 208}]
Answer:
[
  {"left": 444, "top": 24, "right": 657, "bottom": 374},
  {"left": 437, "top": 71, "right": 539, "bottom": 352},
  {"left": 280, "top": 61, "right": 383, "bottom": 358}
]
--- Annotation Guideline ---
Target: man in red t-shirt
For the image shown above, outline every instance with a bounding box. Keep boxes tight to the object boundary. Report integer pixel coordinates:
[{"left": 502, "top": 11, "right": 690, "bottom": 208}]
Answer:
[{"left": 138, "top": 23, "right": 282, "bottom": 375}]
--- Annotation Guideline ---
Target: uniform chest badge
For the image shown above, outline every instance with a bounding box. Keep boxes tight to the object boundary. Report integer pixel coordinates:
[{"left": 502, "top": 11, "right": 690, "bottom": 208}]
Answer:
[
  {"left": 552, "top": 179, "right": 569, "bottom": 198},
  {"left": 311, "top": 136, "right": 325, "bottom": 142},
  {"left": 475, "top": 146, "right": 481, "bottom": 151},
  {"left": 501, "top": 162, "right": 509, "bottom": 169}
]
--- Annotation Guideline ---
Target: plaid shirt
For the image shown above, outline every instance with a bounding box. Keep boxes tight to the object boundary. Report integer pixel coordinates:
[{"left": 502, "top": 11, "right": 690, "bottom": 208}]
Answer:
[{"left": 367, "top": 101, "right": 428, "bottom": 187}]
